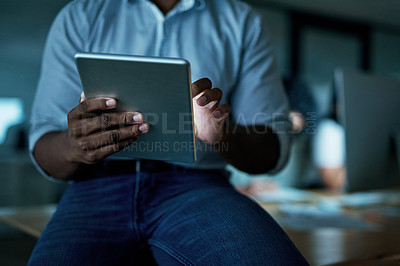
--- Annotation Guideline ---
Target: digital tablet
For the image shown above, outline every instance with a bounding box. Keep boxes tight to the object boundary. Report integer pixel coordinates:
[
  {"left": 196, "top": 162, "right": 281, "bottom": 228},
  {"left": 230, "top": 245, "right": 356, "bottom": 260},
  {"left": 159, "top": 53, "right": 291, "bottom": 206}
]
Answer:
[{"left": 75, "top": 52, "right": 196, "bottom": 163}]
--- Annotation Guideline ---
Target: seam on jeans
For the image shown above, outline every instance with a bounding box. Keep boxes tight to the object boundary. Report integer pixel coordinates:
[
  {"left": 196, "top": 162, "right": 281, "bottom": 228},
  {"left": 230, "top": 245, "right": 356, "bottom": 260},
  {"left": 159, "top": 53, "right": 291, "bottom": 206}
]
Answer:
[
  {"left": 132, "top": 165, "right": 141, "bottom": 239},
  {"left": 148, "top": 239, "right": 195, "bottom": 266}
]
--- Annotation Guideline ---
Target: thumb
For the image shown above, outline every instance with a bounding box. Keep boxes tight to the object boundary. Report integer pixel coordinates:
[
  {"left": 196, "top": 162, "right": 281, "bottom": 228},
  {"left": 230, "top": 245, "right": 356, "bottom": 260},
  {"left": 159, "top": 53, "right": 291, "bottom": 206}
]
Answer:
[{"left": 79, "top": 92, "right": 86, "bottom": 103}]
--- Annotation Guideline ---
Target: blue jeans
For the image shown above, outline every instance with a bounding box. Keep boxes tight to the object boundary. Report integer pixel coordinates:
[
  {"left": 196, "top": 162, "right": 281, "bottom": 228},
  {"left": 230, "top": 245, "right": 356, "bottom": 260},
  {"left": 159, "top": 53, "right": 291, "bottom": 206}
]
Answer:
[{"left": 29, "top": 167, "right": 308, "bottom": 265}]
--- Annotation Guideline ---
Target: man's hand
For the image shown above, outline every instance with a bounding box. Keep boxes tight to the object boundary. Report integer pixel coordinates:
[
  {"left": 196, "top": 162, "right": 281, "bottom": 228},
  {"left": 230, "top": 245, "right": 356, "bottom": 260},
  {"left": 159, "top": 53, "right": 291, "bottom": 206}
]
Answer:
[
  {"left": 33, "top": 94, "right": 151, "bottom": 180},
  {"left": 64, "top": 96, "right": 150, "bottom": 164},
  {"left": 191, "top": 78, "right": 280, "bottom": 174},
  {"left": 192, "top": 78, "right": 231, "bottom": 144}
]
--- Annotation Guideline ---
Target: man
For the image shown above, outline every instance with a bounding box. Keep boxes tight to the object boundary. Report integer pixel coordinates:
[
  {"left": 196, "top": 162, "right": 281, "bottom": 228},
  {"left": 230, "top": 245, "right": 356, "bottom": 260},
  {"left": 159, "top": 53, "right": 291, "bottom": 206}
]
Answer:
[{"left": 29, "top": 0, "right": 308, "bottom": 264}]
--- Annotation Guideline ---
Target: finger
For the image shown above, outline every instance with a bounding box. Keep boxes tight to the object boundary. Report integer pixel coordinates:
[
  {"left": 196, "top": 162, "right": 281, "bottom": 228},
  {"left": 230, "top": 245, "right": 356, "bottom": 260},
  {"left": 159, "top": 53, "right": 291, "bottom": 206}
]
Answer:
[
  {"left": 82, "top": 138, "right": 137, "bottom": 164},
  {"left": 77, "top": 112, "right": 144, "bottom": 136},
  {"left": 79, "top": 123, "right": 149, "bottom": 150},
  {"left": 69, "top": 97, "right": 117, "bottom": 120},
  {"left": 191, "top": 78, "right": 212, "bottom": 98},
  {"left": 211, "top": 104, "right": 231, "bottom": 120},
  {"left": 80, "top": 92, "right": 86, "bottom": 103},
  {"left": 196, "top": 88, "right": 223, "bottom": 109}
]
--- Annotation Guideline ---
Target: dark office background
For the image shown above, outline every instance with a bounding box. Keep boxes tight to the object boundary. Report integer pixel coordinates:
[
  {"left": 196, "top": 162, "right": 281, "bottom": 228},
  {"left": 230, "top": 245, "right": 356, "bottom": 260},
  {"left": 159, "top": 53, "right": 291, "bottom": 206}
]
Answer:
[{"left": 0, "top": 0, "right": 400, "bottom": 264}]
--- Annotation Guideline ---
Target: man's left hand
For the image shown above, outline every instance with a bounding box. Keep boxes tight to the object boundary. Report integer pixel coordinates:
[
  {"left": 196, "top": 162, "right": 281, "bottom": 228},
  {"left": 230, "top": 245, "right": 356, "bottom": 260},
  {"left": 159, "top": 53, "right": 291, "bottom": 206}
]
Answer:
[{"left": 191, "top": 78, "right": 231, "bottom": 144}]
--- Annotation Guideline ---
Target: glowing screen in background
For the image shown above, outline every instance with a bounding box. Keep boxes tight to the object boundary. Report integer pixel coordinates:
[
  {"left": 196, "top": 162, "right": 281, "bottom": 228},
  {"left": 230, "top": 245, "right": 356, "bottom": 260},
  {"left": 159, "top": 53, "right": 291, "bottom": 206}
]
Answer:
[{"left": 0, "top": 98, "right": 24, "bottom": 145}]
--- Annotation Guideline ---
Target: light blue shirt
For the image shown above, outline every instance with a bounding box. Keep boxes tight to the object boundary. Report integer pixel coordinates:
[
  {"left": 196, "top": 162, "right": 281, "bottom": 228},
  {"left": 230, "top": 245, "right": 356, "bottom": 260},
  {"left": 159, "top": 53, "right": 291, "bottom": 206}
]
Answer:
[{"left": 30, "top": 0, "right": 291, "bottom": 179}]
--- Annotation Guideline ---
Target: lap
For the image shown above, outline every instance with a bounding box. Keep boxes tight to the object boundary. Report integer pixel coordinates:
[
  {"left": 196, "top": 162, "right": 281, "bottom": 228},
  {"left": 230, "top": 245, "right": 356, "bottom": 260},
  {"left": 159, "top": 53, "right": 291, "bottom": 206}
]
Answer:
[
  {"left": 145, "top": 182, "right": 307, "bottom": 265},
  {"left": 28, "top": 175, "right": 155, "bottom": 265},
  {"left": 29, "top": 170, "right": 307, "bottom": 265}
]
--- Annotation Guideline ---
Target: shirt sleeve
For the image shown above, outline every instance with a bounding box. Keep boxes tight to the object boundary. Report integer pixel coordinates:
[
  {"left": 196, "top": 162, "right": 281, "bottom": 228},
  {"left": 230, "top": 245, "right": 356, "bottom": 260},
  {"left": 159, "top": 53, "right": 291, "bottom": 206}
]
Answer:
[
  {"left": 230, "top": 11, "right": 291, "bottom": 174},
  {"left": 29, "top": 2, "right": 85, "bottom": 180}
]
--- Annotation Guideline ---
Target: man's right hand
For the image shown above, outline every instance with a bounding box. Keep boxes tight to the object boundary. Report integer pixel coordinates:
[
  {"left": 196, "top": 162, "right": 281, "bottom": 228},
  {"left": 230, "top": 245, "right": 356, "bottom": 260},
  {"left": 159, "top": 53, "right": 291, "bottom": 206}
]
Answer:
[{"left": 65, "top": 97, "right": 149, "bottom": 165}]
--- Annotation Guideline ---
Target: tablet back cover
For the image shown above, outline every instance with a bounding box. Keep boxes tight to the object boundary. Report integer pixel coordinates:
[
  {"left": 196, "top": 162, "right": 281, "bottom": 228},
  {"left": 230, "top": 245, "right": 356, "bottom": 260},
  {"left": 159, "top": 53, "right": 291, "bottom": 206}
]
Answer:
[{"left": 75, "top": 53, "right": 196, "bottom": 163}]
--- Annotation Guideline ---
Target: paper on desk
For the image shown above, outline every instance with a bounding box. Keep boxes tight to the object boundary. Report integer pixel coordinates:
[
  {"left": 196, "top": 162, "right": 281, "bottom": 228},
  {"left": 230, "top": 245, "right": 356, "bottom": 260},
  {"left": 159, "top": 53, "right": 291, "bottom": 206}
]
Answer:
[
  {"left": 255, "top": 187, "right": 317, "bottom": 203},
  {"left": 277, "top": 203, "right": 379, "bottom": 230},
  {"left": 338, "top": 191, "right": 400, "bottom": 207}
]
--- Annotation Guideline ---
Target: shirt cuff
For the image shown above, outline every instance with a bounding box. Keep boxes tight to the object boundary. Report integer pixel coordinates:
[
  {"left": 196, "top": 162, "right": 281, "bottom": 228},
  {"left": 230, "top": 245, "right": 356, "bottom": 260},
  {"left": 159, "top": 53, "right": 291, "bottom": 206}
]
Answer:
[
  {"left": 29, "top": 126, "right": 67, "bottom": 183},
  {"left": 266, "top": 120, "right": 292, "bottom": 175},
  {"left": 267, "top": 131, "right": 291, "bottom": 174}
]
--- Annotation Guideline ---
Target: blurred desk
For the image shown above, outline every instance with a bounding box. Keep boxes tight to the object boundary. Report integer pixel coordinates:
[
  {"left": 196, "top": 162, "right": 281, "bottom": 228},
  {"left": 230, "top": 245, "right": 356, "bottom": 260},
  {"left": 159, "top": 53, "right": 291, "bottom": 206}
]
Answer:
[
  {"left": 0, "top": 205, "right": 56, "bottom": 238},
  {"left": 259, "top": 190, "right": 400, "bottom": 265},
  {"left": 1, "top": 193, "right": 400, "bottom": 265},
  {"left": 0, "top": 150, "right": 67, "bottom": 206}
]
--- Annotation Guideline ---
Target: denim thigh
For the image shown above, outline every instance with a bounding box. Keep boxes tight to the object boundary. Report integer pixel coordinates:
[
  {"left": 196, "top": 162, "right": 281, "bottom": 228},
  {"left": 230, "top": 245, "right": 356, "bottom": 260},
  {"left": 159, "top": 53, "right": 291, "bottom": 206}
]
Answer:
[
  {"left": 138, "top": 170, "right": 308, "bottom": 266},
  {"left": 29, "top": 170, "right": 307, "bottom": 265},
  {"left": 28, "top": 174, "right": 156, "bottom": 266}
]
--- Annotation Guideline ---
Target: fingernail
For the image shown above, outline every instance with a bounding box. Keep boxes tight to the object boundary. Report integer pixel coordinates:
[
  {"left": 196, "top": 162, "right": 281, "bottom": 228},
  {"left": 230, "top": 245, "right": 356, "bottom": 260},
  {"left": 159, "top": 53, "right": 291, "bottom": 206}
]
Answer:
[
  {"left": 139, "top": 124, "right": 149, "bottom": 132},
  {"left": 213, "top": 110, "right": 222, "bottom": 118},
  {"left": 197, "top": 96, "right": 207, "bottom": 105},
  {"left": 133, "top": 114, "right": 143, "bottom": 122},
  {"left": 106, "top": 99, "right": 116, "bottom": 107}
]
